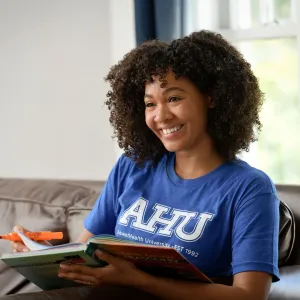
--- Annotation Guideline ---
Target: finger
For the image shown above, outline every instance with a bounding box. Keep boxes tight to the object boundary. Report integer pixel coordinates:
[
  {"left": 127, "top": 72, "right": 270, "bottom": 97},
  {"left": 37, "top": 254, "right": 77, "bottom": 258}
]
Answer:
[
  {"left": 59, "top": 264, "right": 97, "bottom": 277},
  {"left": 58, "top": 271, "right": 97, "bottom": 285},
  {"left": 10, "top": 241, "right": 29, "bottom": 252},
  {"left": 13, "top": 225, "right": 29, "bottom": 233},
  {"left": 95, "top": 250, "right": 118, "bottom": 264},
  {"left": 74, "top": 280, "right": 95, "bottom": 286}
]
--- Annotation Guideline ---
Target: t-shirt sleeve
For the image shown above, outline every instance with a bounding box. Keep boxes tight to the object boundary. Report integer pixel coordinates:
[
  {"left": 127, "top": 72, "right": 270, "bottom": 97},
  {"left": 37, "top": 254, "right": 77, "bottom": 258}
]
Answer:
[
  {"left": 84, "top": 155, "right": 125, "bottom": 235},
  {"left": 232, "top": 192, "right": 280, "bottom": 282}
]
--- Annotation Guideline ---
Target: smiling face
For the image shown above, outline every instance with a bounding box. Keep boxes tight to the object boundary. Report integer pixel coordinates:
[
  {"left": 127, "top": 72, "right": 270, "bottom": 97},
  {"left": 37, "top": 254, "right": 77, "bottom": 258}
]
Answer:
[{"left": 145, "top": 71, "right": 213, "bottom": 154}]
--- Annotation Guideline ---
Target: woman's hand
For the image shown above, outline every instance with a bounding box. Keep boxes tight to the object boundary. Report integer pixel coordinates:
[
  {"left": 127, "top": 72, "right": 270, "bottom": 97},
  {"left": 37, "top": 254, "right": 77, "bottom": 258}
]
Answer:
[
  {"left": 10, "top": 225, "right": 30, "bottom": 252},
  {"left": 11, "top": 225, "right": 51, "bottom": 253},
  {"left": 58, "top": 250, "right": 143, "bottom": 287}
]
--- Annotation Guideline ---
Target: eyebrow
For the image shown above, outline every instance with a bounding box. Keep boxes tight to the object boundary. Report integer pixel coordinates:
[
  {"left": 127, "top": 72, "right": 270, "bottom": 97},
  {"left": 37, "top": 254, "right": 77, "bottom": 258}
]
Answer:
[{"left": 144, "top": 87, "right": 186, "bottom": 99}]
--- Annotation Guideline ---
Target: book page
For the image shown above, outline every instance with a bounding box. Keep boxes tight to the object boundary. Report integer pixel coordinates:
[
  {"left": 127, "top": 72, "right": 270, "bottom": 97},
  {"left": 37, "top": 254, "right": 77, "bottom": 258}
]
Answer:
[{"left": 16, "top": 231, "right": 52, "bottom": 251}]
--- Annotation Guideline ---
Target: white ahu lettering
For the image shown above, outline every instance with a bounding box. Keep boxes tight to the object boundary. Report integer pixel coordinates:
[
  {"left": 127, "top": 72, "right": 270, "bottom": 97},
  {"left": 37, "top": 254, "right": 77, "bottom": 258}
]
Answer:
[
  {"left": 118, "top": 197, "right": 148, "bottom": 228},
  {"left": 175, "top": 212, "right": 213, "bottom": 241},
  {"left": 118, "top": 198, "right": 214, "bottom": 242}
]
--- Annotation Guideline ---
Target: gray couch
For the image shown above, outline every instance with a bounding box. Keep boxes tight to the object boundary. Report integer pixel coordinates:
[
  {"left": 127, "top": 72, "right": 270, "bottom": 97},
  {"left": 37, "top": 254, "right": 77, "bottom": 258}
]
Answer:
[{"left": 0, "top": 178, "right": 299, "bottom": 299}]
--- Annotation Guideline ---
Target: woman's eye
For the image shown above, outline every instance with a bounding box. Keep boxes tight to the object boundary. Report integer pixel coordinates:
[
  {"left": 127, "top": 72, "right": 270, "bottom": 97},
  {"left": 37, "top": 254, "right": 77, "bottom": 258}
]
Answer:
[
  {"left": 169, "top": 96, "right": 181, "bottom": 102},
  {"left": 145, "top": 102, "right": 155, "bottom": 107}
]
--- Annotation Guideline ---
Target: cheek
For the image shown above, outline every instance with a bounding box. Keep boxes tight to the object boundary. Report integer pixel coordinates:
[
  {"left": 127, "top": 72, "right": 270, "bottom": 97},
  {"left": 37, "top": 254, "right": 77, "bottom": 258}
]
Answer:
[
  {"left": 189, "top": 105, "right": 208, "bottom": 124},
  {"left": 145, "top": 112, "right": 153, "bottom": 130}
]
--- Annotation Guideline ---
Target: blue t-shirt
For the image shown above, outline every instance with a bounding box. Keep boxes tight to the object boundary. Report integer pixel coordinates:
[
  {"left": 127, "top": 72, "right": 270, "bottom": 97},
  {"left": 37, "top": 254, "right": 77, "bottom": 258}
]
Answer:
[{"left": 84, "top": 153, "right": 280, "bottom": 281}]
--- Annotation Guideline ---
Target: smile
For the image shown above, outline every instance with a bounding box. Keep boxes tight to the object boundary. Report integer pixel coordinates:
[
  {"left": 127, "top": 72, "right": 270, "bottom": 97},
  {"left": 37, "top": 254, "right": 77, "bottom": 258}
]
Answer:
[{"left": 161, "top": 125, "right": 184, "bottom": 135}]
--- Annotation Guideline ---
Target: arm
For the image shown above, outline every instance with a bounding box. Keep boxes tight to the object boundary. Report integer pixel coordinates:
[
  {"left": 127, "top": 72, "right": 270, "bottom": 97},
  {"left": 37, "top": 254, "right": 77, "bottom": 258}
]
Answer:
[
  {"left": 76, "top": 156, "right": 130, "bottom": 242},
  {"left": 133, "top": 188, "right": 279, "bottom": 300},
  {"left": 59, "top": 250, "right": 271, "bottom": 300},
  {"left": 82, "top": 155, "right": 129, "bottom": 236},
  {"left": 76, "top": 229, "right": 94, "bottom": 243},
  {"left": 132, "top": 268, "right": 271, "bottom": 300}
]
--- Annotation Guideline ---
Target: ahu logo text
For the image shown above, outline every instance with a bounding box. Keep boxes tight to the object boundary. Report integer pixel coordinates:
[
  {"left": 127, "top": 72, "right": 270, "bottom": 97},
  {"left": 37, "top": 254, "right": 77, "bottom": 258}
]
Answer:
[{"left": 118, "top": 198, "right": 214, "bottom": 242}]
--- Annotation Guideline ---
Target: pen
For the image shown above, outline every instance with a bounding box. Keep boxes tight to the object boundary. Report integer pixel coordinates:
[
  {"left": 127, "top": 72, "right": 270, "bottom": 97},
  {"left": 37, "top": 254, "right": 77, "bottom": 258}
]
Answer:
[{"left": 0, "top": 231, "right": 63, "bottom": 242}]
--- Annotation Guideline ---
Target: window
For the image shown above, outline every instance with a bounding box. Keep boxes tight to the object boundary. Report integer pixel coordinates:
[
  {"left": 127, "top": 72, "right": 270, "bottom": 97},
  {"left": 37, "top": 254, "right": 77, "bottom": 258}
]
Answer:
[{"left": 185, "top": 0, "right": 300, "bottom": 184}]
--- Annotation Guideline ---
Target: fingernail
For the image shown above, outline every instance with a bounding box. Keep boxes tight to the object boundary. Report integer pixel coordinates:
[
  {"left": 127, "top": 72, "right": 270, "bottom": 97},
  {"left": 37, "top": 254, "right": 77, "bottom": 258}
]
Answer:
[
  {"left": 14, "top": 225, "right": 22, "bottom": 232},
  {"left": 58, "top": 273, "right": 64, "bottom": 277},
  {"left": 60, "top": 264, "right": 68, "bottom": 269},
  {"left": 23, "top": 248, "right": 29, "bottom": 252}
]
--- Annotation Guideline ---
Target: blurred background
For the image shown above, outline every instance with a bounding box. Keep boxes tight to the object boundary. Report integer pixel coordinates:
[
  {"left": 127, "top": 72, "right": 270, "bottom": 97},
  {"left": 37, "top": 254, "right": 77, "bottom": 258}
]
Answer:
[{"left": 0, "top": 0, "right": 299, "bottom": 185}]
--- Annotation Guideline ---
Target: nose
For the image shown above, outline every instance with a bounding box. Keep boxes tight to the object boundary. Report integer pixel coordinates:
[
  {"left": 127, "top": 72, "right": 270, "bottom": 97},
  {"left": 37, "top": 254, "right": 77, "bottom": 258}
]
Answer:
[{"left": 154, "top": 104, "right": 173, "bottom": 123}]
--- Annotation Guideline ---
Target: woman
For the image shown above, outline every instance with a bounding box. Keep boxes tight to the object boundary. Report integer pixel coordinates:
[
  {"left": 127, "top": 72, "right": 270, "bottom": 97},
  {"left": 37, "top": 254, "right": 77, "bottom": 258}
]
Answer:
[{"left": 12, "top": 30, "right": 280, "bottom": 300}]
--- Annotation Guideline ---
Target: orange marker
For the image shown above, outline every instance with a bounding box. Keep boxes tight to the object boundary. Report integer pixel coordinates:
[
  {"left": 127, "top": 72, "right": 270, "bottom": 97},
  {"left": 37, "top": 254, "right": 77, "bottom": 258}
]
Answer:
[{"left": 0, "top": 231, "right": 63, "bottom": 242}]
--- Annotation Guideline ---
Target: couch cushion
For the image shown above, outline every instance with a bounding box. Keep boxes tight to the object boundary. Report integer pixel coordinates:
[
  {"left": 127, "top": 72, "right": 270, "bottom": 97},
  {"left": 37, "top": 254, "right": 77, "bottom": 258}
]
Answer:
[
  {"left": 278, "top": 200, "right": 295, "bottom": 266},
  {"left": 67, "top": 193, "right": 100, "bottom": 242},
  {"left": 0, "top": 179, "right": 95, "bottom": 251},
  {"left": 66, "top": 181, "right": 104, "bottom": 242},
  {"left": 276, "top": 185, "right": 300, "bottom": 265},
  {"left": 0, "top": 179, "right": 96, "bottom": 296}
]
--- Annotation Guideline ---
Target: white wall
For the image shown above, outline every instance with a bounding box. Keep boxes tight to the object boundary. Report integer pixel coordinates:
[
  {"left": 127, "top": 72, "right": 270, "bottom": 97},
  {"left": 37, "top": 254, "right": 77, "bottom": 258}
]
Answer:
[
  {"left": 0, "top": 0, "right": 135, "bottom": 180},
  {"left": 109, "top": 0, "right": 136, "bottom": 158}
]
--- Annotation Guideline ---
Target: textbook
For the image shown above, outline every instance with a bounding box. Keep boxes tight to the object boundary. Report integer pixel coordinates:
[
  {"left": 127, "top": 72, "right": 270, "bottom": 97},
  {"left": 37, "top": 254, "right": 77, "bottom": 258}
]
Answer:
[{"left": 0, "top": 235, "right": 212, "bottom": 290}]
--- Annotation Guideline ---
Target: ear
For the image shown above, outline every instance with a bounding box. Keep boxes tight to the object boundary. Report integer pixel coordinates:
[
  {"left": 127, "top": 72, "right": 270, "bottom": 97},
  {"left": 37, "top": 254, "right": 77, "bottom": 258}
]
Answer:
[{"left": 207, "top": 96, "right": 216, "bottom": 108}]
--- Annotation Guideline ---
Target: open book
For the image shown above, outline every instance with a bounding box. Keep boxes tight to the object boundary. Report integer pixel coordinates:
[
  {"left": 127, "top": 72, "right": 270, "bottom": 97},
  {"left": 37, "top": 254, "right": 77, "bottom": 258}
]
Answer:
[{"left": 0, "top": 234, "right": 212, "bottom": 290}]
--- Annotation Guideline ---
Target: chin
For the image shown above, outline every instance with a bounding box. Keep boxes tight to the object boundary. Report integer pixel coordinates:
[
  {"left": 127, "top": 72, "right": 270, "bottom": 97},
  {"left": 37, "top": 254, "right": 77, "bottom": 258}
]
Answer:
[{"left": 162, "top": 143, "right": 185, "bottom": 153}]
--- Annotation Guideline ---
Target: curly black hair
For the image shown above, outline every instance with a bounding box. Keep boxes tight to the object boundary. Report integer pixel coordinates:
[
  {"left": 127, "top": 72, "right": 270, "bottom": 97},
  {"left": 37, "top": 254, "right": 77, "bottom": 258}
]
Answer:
[{"left": 105, "top": 30, "right": 264, "bottom": 166}]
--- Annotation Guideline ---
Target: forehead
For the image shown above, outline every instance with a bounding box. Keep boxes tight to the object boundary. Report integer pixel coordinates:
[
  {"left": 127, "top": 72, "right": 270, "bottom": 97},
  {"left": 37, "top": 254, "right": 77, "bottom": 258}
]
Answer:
[
  {"left": 150, "top": 71, "right": 177, "bottom": 85},
  {"left": 145, "top": 72, "right": 186, "bottom": 92}
]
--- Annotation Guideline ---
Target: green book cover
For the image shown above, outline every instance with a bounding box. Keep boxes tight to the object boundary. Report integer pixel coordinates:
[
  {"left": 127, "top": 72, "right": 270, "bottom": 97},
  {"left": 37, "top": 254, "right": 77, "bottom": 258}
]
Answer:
[
  {"left": 1, "top": 243, "right": 101, "bottom": 290},
  {"left": 1, "top": 235, "right": 212, "bottom": 290}
]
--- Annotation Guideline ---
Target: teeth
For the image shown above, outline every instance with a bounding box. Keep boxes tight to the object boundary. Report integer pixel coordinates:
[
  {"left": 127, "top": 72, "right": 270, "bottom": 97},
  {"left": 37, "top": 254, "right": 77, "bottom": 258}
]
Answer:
[{"left": 162, "top": 125, "right": 182, "bottom": 135}]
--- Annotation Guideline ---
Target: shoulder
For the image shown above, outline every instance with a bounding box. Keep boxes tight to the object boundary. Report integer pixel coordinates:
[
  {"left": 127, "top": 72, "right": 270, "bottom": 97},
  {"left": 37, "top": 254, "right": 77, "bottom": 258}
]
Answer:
[
  {"left": 226, "top": 159, "right": 276, "bottom": 195},
  {"left": 115, "top": 153, "right": 156, "bottom": 171},
  {"left": 215, "top": 159, "right": 278, "bottom": 210},
  {"left": 113, "top": 153, "right": 168, "bottom": 179},
  {"left": 224, "top": 160, "right": 280, "bottom": 212},
  {"left": 236, "top": 160, "right": 276, "bottom": 194},
  {"left": 115, "top": 153, "right": 135, "bottom": 169},
  {"left": 112, "top": 154, "right": 138, "bottom": 179}
]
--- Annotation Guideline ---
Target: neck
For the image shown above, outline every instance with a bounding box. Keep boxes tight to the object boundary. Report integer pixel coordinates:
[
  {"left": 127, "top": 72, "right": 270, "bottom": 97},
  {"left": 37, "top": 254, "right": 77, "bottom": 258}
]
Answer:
[{"left": 174, "top": 137, "right": 224, "bottom": 179}]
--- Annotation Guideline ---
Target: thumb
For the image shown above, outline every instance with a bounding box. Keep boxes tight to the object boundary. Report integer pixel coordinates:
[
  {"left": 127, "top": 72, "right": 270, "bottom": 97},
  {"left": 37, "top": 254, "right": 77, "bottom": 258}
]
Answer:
[
  {"left": 95, "top": 249, "right": 118, "bottom": 264},
  {"left": 13, "top": 225, "right": 28, "bottom": 233}
]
